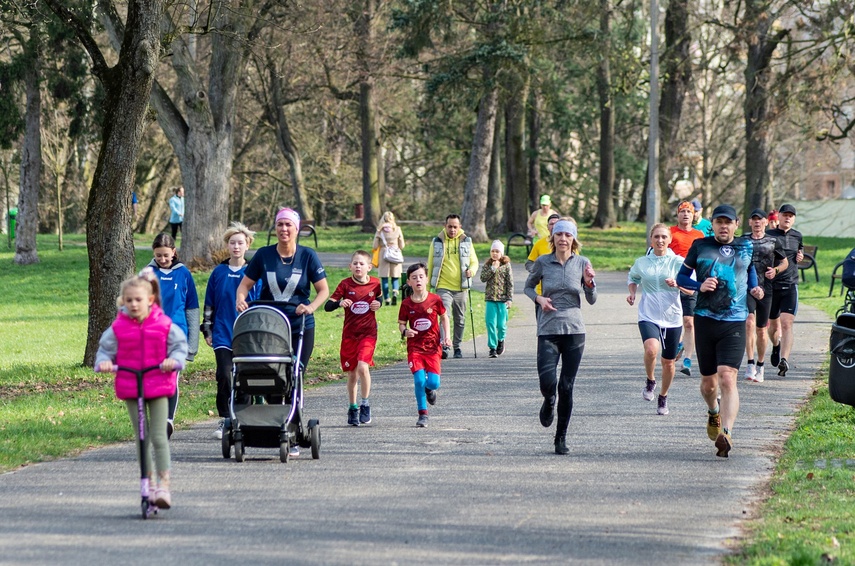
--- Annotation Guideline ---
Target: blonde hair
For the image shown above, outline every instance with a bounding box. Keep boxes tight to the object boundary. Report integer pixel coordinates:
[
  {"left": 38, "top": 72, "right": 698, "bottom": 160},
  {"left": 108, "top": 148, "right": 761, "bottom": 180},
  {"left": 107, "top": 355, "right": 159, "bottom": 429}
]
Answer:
[
  {"left": 379, "top": 211, "right": 397, "bottom": 229},
  {"left": 547, "top": 216, "right": 581, "bottom": 254},
  {"left": 649, "top": 223, "right": 670, "bottom": 238},
  {"left": 117, "top": 268, "right": 162, "bottom": 308},
  {"left": 223, "top": 221, "right": 256, "bottom": 246}
]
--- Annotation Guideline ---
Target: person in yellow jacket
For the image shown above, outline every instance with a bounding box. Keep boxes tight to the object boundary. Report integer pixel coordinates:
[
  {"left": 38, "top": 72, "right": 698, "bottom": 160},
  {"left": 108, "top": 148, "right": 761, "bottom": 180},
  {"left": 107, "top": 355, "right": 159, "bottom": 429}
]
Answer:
[{"left": 426, "top": 214, "right": 479, "bottom": 359}]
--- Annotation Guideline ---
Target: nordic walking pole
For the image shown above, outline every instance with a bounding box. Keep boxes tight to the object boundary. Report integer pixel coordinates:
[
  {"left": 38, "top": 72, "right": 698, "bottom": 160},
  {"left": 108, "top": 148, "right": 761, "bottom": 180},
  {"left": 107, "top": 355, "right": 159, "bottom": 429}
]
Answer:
[{"left": 467, "top": 278, "right": 477, "bottom": 358}]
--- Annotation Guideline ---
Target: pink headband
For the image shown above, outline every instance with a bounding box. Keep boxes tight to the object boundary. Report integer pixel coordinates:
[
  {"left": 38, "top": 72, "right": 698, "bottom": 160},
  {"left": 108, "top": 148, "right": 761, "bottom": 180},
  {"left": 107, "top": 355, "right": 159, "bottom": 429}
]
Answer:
[{"left": 275, "top": 208, "right": 300, "bottom": 231}]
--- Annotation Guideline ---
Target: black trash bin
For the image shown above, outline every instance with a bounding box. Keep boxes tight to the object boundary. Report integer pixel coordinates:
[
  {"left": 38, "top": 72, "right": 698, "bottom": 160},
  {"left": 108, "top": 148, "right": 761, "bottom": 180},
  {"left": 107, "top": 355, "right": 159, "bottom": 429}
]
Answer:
[{"left": 829, "top": 313, "right": 855, "bottom": 407}]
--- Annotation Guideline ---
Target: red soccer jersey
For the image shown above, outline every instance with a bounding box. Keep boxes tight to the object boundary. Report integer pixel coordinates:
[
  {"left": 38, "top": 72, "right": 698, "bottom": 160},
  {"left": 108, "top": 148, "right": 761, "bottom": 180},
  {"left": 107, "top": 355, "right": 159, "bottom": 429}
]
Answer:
[
  {"left": 330, "top": 276, "right": 382, "bottom": 338},
  {"left": 398, "top": 293, "right": 446, "bottom": 356}
]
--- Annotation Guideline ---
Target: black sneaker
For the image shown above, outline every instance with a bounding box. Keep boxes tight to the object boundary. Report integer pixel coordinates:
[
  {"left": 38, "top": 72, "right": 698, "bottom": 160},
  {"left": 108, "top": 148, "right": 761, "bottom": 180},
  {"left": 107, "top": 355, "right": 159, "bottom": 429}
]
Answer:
[
  {"left": 425, "top": 388, "right": 437, "bottom": 405},
  {"left": 554, "top": 437, "right": 569, "bottom": 455},
  {"left": 539, "top": 396, "right": 555, "bottom": 427},
  {"left": 359, "top": 404, "right": 372, "bottom": 425},
  {"left": 347, "top": 407, "right": 359, "bottom": 426},
  {"left": 496, "top": 340, "right": 505, "bottom": 355},
  {"left": 777, "top": 358, "right": 789, "bottom": 376},
  {"left": 441, "top": 347, "right": 449, "bottom": 360},
  {"left": 416, "top": 414, "right": 429, "bottom": 427},
  {"left": 489, "top": 348, "right": 497, "bottom": 358},
  {"left": 770, "top": 343, "right": 781, "bottom": 367},
  {"left": 453, "top": 348, "right": 463, "bottom": 359},
  {"left": 392, "top": 293, "right": 397, "bottom": 306},
  {"left": 166, "top": 419, "right": 174, "bottom": 439}
]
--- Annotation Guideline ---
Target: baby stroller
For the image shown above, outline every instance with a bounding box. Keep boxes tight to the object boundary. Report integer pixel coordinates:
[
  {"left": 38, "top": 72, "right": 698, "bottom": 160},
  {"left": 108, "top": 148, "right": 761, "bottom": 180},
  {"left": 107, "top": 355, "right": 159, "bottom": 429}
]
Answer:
[{"left": 220, "top": 303, "right": 320, "bottom": 463}]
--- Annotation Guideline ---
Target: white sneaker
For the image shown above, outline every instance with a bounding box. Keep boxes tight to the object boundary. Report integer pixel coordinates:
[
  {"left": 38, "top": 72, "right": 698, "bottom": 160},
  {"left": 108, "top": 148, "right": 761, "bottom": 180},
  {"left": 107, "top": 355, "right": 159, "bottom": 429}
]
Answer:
[
  {"left": 755, "top": 365, "right": 765, "bottom": 383},
  {"left": 214, "top": 419, "right": 224, "bottom": 439},
  {"left": 744, "top": 363, "right": 756, "bottom": 381}
]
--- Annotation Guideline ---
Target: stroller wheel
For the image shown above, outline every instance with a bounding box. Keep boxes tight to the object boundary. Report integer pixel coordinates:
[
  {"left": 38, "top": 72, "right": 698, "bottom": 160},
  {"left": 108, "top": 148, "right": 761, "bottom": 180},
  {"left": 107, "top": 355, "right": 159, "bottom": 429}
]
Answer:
[
  {"left": 234, "top": 439, "right": 244, "bottom": 463},
  {"left": 279, "top": 441, "right": 290, "bottom": 463},
  {"left": 221, "top": 419, "right": 232, "bottom": 459},
  {"left": 309, "top": 420, "right": 321, "bottom": 460}
]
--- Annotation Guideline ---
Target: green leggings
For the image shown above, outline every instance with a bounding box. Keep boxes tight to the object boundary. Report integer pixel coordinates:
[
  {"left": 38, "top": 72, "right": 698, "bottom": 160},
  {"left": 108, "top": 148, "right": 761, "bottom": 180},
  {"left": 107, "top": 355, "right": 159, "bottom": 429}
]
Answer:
[{"left": 125, "top": 397, "right": 171, "bottom": 476}]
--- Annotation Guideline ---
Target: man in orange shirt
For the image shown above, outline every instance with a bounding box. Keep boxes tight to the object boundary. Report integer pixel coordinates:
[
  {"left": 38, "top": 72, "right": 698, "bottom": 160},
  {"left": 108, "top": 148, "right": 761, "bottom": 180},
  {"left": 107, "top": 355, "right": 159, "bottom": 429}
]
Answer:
[{"left": 669, "top": 201, "right": 705, "bottom": 376}]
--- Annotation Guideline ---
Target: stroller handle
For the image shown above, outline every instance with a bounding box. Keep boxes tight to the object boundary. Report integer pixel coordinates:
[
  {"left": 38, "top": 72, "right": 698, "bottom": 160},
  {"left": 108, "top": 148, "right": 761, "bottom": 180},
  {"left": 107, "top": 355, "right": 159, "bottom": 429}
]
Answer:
[{"left": 97, "top": 364, "right": 184, "bottom": 374}]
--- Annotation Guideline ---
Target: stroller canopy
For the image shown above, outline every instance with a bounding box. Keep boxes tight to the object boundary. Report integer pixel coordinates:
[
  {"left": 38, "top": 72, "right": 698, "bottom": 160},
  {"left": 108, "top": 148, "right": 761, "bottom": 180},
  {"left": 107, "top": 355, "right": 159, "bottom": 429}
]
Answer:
[{"left": 233, "top": 306, "right": 293, "bottom": 358}]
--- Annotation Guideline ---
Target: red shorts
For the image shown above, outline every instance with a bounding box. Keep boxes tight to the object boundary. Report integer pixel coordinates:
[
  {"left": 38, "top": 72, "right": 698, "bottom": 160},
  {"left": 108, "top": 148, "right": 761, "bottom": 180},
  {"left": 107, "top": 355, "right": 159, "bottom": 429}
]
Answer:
[
  {"left": 340, "top": 335, "right": 377, "bottom": 372},
  {"left": 408, "top": 351, "right": 442, "bottom": 375}
]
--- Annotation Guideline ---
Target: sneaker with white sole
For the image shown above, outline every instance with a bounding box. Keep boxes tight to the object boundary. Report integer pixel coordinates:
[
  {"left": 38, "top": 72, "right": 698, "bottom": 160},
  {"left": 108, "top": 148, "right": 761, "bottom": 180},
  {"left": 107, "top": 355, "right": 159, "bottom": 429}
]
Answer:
[
  {"left": 416, "top": 413, "right": 429, "bottom": 427},
  {"left": 657, "top": 394, "right": 669, "bottom": 415},
  {"left": 359, "top": 404, "right": 372, "bottom": 425},
  {"left": 289, "top": 444, "right": 300, "bottom": 457},
  {"left": 214, "top": 419, "right": 224, "bottom": 439},
  {"left": 778, "top": 358, "right": 789, "bottom": 376},
  {"left": 347, "top": 407, "right": 360, "bottom": 426},
  {"left": 755, "top": 365, "right": 765, "bottom": 383},
  {"left": 680, "top": 358, "right": 692, "bottom": 376},
  {"left": 642, "top": 379, "right": 656, "bottom": 401},
  {"left": 744, "top": 363, "right": 756, "bottom": 381}
]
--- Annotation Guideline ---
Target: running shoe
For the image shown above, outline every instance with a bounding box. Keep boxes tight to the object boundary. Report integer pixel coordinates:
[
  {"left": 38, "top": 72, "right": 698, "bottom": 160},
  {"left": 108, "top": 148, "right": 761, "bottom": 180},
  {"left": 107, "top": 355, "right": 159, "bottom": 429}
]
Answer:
[
  {"left": 290, "top": 444, "right": 300, "bottom": 457},
  {"left": 214, "top": 419, "right": 224, "bottom": 439},
  {"left": 755, "top": 365, "right": 765, "bottom": 383},
  {"left": 166, "top": 419, "right": 174, "bottom": 439},
  {"left": 707, "top": 409, "right": 722, "bottom": 441},
  {"left": 715, "top": 432, "right": 732, "bottom": 458},
  {"left": 441, "top": 347, "right": 449, "bottom": 360},
  {"left": 453, "top": 348, "right": 463, "bottom": 359},
  {"left": 347, "top": 407, "right": 360, "bottom": 426},
  {"left": 642, "top": 379, "right": 656, "bottom": 401},
  {"left": 770, "top": 342, "right": 781, "bottom": 367},
  {"left": 778, "top": 358, "right": 790, "bottom": 376},
  {"left": 425, "top": 388, "right": 437, "bottom": 406},
  {"left": 744, "top": 363, "right": 756, "bottom": 381},
  {"left": 540, "top": 396, "right": 555, "bottom": 427},
  {"left": 496, "top": 340, "right": 505, "bottom": 355},
  {"left": 153, "top": 487, "right": 172, "bottom": 509},
  {"left": 416, "top": 413, "right": 429, "bottom": 427},
  {"left": 680, "top": 358, "right": 692, "bottom": 376},
  {"left": 489, "top": 348, "right": 497, "bottom": 358},
  {"left": 657, "top": 395, "right": 669, "bottom": 415},
  {"left": 359, "top": 404, "right": 371, "bottom": 425},
  {"left": 554, "top": 437, "right": 569, "bottom": 455},
  {"left": 392, "top": 293, "right": 397, "bottom": 306}
]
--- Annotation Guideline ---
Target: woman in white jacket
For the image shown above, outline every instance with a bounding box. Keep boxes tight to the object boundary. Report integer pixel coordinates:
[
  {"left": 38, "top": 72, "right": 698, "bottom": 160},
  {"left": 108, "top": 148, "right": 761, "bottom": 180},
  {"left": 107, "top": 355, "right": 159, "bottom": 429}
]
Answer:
[{"left": 627, "top": 224, "right": 685, "bottom": 416}]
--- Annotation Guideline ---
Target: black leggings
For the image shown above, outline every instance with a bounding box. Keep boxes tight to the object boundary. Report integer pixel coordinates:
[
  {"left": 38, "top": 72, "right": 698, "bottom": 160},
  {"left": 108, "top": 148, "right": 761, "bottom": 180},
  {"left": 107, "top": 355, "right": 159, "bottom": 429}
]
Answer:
[{"left": 537, "top": 334, "right": 586, "bottom": 438}]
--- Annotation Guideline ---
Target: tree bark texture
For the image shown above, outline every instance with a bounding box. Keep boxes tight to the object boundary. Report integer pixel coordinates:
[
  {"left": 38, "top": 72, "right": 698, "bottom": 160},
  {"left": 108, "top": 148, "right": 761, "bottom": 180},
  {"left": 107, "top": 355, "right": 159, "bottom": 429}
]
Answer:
[
  {"left": 593, "top": 0, "right": 616, "bottom": 229},
  {"left": 356, "top": 0, "right": 382, "bottom": 233},
  {"left": 505, "top": 71, "right": 529, "bottom": 232},
  {"left": 486, "top": 110, "right": 503, "bottom": 232},
  {"left": 658, "top": 0, "right": 691, "bottom": 217},
  {"left": 15, "top": 31, "right": 41, "bottom": 266},
  {"left": 527, "top": 90, "right": 541, "bottom": 213},
  {"left": 56, "top": 0, "right": 163, "bottom": 365},
  {"left": 461, "top": 83, "right": 499, "bottom": 243}
]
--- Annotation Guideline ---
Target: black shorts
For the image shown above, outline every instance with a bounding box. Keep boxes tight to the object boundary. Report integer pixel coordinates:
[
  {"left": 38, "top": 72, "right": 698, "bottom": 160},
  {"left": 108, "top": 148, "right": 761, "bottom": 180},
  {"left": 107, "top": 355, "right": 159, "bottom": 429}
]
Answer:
[
  {"left": 638, "top": 321, "right": 683, "bottom": 360},
  {"left": 769, "top": 286, "right": 799, "bottom": 319},
  {"left": 747, "top": 292, "right": 773, "bottom": 328},
  {"left": 680, "top": 292, "right": 697, "bottom": 317},
  {"left": 693, "top": 316, "right": 746, "bottom": 376}
]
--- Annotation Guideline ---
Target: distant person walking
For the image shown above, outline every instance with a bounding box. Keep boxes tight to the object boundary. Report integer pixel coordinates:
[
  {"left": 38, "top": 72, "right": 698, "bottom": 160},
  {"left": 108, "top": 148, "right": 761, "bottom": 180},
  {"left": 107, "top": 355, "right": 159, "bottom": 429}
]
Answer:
[
  {"left": 669, "top": 201, "right": 705, "bottom": 377},
  {"left": 480, "top": 240, "right": 514, "bottom": 358},
  {"left": 766, "top": 203, "right": 803, "bottom": 377},
  {"left": 524, "top": 220, "right": 597, "bottom": 455},
  {"left": 627, "top": 224, "right": 684, "bottom": 416},
  {"left": 168, "top": 187, "right": 184, "bottom": 239},
  {"left": 372, "top": 211, "right": 406, "bottom": 306},
  {"left": 527, "top": 195, "right": 562, "bottom": 240},
  {"left": 426, "top": 214, "right": 478, "bottom": 359},
  {"left": 677, "top": 204, "right": 764, "bottom": 458}
]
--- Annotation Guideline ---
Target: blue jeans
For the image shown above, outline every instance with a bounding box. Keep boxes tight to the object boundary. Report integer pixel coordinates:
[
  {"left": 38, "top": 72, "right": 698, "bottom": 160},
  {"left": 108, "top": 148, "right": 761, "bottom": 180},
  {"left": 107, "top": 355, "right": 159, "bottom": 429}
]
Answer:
[{"left": 381, "top": 277, "right": 400, "bottom": 302}]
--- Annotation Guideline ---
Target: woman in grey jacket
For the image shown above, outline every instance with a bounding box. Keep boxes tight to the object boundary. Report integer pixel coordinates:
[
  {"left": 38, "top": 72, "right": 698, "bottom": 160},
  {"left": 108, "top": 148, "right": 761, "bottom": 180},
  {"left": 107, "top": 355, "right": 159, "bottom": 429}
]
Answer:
[{"left": 524, "top": 220, "right": 597, "bottom": 454}]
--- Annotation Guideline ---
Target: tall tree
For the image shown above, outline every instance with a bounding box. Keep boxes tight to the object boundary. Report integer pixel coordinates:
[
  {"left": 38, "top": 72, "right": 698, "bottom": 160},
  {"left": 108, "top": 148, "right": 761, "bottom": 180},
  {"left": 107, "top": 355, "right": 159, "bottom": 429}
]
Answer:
[
  {"left": 354, "top": 0, "right": 383, "bottom": 232},
  {"left": 592, "top": 0, "right": 616, "bottom": 228},
  {"left": 42, "top": 0, "right": 162, "bottom": 364},
  {"left": 14, "top": 30, "right": 41, "bottom": 265}
]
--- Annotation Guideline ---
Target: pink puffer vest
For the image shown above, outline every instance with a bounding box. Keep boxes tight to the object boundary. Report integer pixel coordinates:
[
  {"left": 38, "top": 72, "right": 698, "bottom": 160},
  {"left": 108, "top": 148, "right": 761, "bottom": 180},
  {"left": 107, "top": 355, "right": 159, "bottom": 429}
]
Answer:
[{"left": 112, "top": 303, "right": 178, "bottom": 400}]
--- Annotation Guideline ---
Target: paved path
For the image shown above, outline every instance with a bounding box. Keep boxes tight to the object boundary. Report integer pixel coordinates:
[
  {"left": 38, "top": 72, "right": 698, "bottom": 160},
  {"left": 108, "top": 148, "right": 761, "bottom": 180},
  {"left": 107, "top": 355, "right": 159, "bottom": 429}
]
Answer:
[{"left": 0, "top": 262, "right": 831, "bottom": 565}]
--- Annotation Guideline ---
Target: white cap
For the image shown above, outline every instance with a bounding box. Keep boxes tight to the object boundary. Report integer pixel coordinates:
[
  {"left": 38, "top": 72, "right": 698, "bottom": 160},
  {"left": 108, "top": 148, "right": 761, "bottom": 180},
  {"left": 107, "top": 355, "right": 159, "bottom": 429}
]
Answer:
[{"left": 491, "top": 240, "right": 505, "bottom": 254}]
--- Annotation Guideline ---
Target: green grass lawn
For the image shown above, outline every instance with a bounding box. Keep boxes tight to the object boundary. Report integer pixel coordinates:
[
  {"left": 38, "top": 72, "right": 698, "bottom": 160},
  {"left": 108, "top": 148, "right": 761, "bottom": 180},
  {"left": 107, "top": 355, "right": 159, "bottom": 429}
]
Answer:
[{"left": 5, "top": 227, "right": 855, "bottom": 564}]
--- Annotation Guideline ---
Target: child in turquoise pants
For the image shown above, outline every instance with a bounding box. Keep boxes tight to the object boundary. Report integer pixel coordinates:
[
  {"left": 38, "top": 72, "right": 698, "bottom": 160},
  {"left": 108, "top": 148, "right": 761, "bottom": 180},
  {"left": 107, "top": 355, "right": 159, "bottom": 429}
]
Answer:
[{"left": 480, "top": 240, "right": 514, "bottom": 358}]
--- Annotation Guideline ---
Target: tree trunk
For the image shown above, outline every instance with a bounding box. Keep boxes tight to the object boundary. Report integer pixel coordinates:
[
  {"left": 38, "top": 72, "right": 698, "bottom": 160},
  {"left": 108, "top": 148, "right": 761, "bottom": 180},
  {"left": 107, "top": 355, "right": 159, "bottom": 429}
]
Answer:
[
  {"left": 44, "top": 0, "right": 163, "bottom": 365},
  {"left": 592, "top": 0, "right": 616, "bottom": 229},
  {"left": 505, "top": 71, "right": 529, "bottom": 231},
  {"left": 14, "top": 31, "right": 41, "bottom": 266},
  {"left": 360, "top": 80, "right": 381, "bottom": 232},
  {"left": 486, "top": 109, "right": 502, "bottom": 232},
  {"left": 527, "top": 90, "right": 541, "bottom": 213},
  {"left": 658, "top": 0, "right": 691, "bottom": 217},
  {"left": 461, "top": 82, "right": 499, "bottom": 243}
]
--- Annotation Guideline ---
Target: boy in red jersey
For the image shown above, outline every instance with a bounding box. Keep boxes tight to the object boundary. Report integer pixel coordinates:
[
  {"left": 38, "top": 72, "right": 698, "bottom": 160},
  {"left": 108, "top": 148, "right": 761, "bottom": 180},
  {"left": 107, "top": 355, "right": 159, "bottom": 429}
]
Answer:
[
  {"left": 325, "top": 250, "right": 383, "bottom": 426},
  {"left": 398, "top": 263, "right": 451, "bottom": 427}
]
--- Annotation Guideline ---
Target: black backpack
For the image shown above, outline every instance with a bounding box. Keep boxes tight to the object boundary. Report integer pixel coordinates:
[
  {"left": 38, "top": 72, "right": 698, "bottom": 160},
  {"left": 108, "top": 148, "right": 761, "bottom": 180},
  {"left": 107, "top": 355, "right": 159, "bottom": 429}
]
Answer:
[{"left": 843, "top": 247, "right": 855, "bottom": 289}]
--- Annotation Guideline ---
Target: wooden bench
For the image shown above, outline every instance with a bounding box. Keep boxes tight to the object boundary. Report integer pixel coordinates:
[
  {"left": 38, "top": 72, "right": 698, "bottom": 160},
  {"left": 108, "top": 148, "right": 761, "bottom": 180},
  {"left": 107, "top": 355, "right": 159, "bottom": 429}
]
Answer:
[
  {"left": 507, "top": 233, "right": 533, "bottom": 256},
  {"left": 267, "top": 221, "right": 318, "bottom": 248},
  {"left": 798, "top": 244, "right": 818, "bottom": 282}
]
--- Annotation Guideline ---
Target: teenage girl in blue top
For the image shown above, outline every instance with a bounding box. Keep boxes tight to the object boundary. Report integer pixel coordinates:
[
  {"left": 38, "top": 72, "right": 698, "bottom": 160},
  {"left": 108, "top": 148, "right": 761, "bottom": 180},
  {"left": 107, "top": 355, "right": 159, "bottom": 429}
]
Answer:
[
  {"left": 202, "top": 222, "right": 261, "bottom": 439},
  {"left": 148, "top": 232, "right": 200, "bottom": 437}
]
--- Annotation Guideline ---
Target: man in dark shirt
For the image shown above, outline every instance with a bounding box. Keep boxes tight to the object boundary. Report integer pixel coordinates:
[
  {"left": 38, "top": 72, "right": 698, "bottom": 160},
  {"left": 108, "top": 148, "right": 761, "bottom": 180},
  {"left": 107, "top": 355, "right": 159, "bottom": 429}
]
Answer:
[
  {"left": 743, "top": 209, "right": 787, "bottom": 383},
  {"left": 765, "top": 203, "right": 804, "bottom": 377}
]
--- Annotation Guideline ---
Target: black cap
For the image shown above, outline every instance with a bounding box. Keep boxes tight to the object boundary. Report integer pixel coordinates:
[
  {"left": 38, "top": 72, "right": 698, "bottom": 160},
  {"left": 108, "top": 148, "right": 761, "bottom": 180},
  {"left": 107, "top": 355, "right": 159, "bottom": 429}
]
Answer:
[
  {"left": 749, "top": 208, "right": 767, "bottom": 219},
  {"left": 778, "top": 203, "right": 797, "bottom": 215},
  {"left": 711, "top": 204, "right": 738, "bottom": 221}
]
